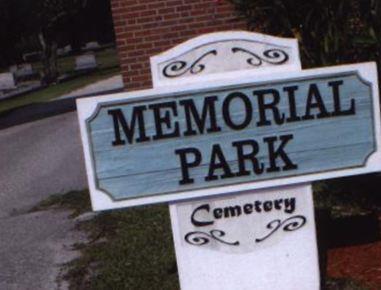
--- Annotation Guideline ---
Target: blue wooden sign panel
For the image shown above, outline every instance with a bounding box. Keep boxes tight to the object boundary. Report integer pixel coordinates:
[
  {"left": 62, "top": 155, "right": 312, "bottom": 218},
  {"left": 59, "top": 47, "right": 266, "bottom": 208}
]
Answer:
[{"left": 82, "top": 68, "right": 378, "bottom": 203}]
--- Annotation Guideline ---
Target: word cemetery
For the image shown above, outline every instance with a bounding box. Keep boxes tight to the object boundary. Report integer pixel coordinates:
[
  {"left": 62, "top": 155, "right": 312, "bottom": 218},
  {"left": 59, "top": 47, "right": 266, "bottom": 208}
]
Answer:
[{"left": 190, "top": 197, "right": 296, "bottom": 226}]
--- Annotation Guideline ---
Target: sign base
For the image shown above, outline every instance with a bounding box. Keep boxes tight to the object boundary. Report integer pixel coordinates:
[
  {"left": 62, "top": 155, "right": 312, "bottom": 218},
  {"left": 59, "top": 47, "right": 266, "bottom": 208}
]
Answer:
[{"left": 170, "top": 184, "right": 320, "bottom": 290}]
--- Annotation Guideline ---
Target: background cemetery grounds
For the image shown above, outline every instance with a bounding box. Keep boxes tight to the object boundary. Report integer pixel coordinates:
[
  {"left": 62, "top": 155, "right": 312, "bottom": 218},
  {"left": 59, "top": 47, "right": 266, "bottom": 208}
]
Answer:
[{"left": 0, "top": 47, "right": 120, "bottom": 114}]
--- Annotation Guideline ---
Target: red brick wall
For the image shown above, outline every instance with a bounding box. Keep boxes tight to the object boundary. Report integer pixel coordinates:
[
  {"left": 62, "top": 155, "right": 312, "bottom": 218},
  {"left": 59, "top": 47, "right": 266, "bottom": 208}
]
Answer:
[{"left": 110, "top": 0, "right": 246, "bottom": 91}]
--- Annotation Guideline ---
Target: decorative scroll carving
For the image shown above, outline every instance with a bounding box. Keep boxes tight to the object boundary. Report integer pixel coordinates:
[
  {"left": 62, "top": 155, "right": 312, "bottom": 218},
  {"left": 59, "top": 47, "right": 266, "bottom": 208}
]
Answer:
[
  {"left": 163, "top": 50, "right": 217, "bottom": 78},
  {"left": 161, "top": 46, "right": 290, "bottom": 79},
  {"left": 255, "top": 215, "right": 307, "bottom": 243},
  {"left": 231, "top": 47, "right": 289, "bottom": 66},
  {"left": 185, "top": 230, "right": 240, "bottom": 246}
]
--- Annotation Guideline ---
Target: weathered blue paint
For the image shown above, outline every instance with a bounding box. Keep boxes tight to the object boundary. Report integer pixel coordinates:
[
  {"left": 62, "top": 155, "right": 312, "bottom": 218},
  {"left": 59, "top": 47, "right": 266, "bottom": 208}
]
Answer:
[{"left": 86, "top": 72, "right": 375, "bottom": 201}]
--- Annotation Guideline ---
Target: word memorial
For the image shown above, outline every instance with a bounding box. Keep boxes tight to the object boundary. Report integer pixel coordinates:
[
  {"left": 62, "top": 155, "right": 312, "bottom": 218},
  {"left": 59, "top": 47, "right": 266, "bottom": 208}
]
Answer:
[{"left": 77, "top": 62, "right": 380, "bottom": 209}]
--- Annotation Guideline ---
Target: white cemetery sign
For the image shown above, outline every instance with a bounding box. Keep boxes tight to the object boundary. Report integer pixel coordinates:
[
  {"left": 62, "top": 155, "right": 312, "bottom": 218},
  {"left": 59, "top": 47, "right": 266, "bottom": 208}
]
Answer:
[
  {"left": 77, "top": 32, "right": 381, "bottom": 289},
  {"left": 151, "top": 32, "right": 320, "bottom": 290},
  {"left": 75, "top": 54, "right": 97, "bottom": 71},
  {"left": 0, "top": 73, "right": 16, "bottom": 90}
]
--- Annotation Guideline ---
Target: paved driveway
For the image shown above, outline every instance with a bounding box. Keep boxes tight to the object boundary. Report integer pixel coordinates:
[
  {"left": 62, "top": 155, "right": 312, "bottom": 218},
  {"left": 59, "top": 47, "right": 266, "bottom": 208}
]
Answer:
[{"left": 0, "top": 112, "right": 87, "bottom": 289}]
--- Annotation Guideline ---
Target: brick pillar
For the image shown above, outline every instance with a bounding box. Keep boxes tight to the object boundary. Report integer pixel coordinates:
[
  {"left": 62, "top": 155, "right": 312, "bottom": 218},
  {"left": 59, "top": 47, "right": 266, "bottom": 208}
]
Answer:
[{"left": 110, "top": 0, "right": 246, "bottom": 91}]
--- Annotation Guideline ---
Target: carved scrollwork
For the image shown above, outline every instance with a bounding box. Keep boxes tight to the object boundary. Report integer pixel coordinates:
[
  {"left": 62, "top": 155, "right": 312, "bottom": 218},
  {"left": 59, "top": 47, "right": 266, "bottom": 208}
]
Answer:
[
  {"left": 162, "top": 46, "right": 289, "bottom": 79},
  {"left": 163, "top": 50, "right": 217, "bottom": 78},
  {"left": 255, "top": 215, "right": 307, "bottom": 243},
  {"left": 231, "top": 47, "right": 289, "bottom": 66},
  {"left": 185, "top": 230, "right": 240, "bottom": 246}
]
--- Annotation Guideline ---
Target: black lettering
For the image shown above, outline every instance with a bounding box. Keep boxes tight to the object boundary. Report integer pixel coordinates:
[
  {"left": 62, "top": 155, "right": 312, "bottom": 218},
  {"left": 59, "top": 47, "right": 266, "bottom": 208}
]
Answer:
[
  {"left": 263, "top": 201, "right": 273, "bottom": 212},
  {"left": 213, "top": 208, "right": 223, "bottom": 219},
  {"left": 191, "top": 204, "right": 214, "bottom": 227},
  {"left": 284, "top": 198, "right": 296, "bottom": 214},
  {"left": 329, "top": 80, "right": 356, "bottom": 116},
  {"left": 108, "top": 108, "right": 150, "bottom": 146},
  {"left": 180, "top": 96, "right": 221, "bottom": 136},
  {"left": 255, "top": 89, "right": 285, "bottom": 126},
  {"left": 243, "top": 204, "right": 253, "bottom": 214},
  {"left": 264, "top": 134, "right": 298, "bottom": 172},
  {"left": 274, "top": 199, "right": 283, "bottom": 210},
  {"left": 303, "top": 84, "right": 331, "bottom": 120},
  {"left": 175, "top": 147, "right": 202, "bottom": 185},
  {"left": 284, "top": 86, "right": 302, "bottom": 122},
  {"left": 205, "top": 144, "right": 235, "bottom": 181},
  {"left": 254, "top": 201, "right": 262, "bottom": 212},
  {"left": 222, "top": 92, "right": 253, "bottom": 130},
  {"left": 149, "top": 101, "right": 180, "bottom": 140},
  {"left": 224, "top": 206, "right": 242, "bottom": 218},
  {"left": 232, "top": 139, "right": 264, "bottom": 176}
]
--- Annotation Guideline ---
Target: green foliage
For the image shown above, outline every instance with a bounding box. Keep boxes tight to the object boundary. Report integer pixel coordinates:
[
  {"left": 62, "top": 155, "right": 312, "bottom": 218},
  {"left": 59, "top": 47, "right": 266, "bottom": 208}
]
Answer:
[
  {"left": 326, "top": 278, "right": 371, "bottom": 290},
  {"left": 229, "top": 0, "right": 381, "bottom": 67},
  {"left": 33, "top": 0, "right": 86, "bottom": 39},
  {"left": 314, "top": 173, "right": 381, "bottom": 217},
  {"left": 65, "top": 205, "right": 179, "bottom": 290}
]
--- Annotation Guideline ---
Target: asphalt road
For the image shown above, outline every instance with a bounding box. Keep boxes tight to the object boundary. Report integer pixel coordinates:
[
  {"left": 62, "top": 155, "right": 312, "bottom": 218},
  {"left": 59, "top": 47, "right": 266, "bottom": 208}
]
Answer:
[{"left": 0, "top": 112, "right": 88, "bottom": 289}]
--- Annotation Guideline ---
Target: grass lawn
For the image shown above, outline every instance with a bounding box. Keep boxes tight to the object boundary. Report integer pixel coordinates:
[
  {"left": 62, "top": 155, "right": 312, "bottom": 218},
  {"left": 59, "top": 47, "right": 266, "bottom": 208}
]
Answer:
[{"left": 0, "top": 48, "right": 120, "bottom": 113}]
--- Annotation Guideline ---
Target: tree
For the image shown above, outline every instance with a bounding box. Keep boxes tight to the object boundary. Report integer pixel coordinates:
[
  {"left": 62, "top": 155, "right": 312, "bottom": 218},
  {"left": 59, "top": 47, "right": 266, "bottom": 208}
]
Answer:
[
  {"left": 0, "top": 0, "right": 115, "bottom": 81},
  {"left": 32, "top": 0, "right": 88, "bottom": 83},
  {"left": 229, "top": 0, "right": 381, "bottom": 68},
  {"left": 0, "top": 0, "right": 33, "bottom": 67}
]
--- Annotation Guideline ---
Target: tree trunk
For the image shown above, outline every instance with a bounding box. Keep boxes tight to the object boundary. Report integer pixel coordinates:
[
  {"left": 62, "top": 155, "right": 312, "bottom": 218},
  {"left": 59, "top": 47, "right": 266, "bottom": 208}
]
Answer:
[{"left": 39, "top": 32, "right": 58, "bottom": 84}]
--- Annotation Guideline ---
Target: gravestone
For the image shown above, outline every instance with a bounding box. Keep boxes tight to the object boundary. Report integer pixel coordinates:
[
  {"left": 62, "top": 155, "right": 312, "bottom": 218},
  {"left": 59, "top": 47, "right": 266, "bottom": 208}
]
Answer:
[
  {"left": 64, "top": 45, "right": 72, "bottom": 54},
  {"left": 12, "top": 64, "right": 39, "bottom": 81},
  {"left": 0, "top": 73, "right": 16, "bottom": 91},
  {"left": 15, "top": 64, "right": 34, "bottom": 77},
  {"left": 57, "top": 48, "right": 65, "bottom": 56},
  {"left": 75, "top": 54, "right": 97, "bottom": 71},
  {"left": 9, "top": 65, "right": 18, "bottom": 73},
  {"left": 84, "top": 41, "right": 101, "bottom": 51}
]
